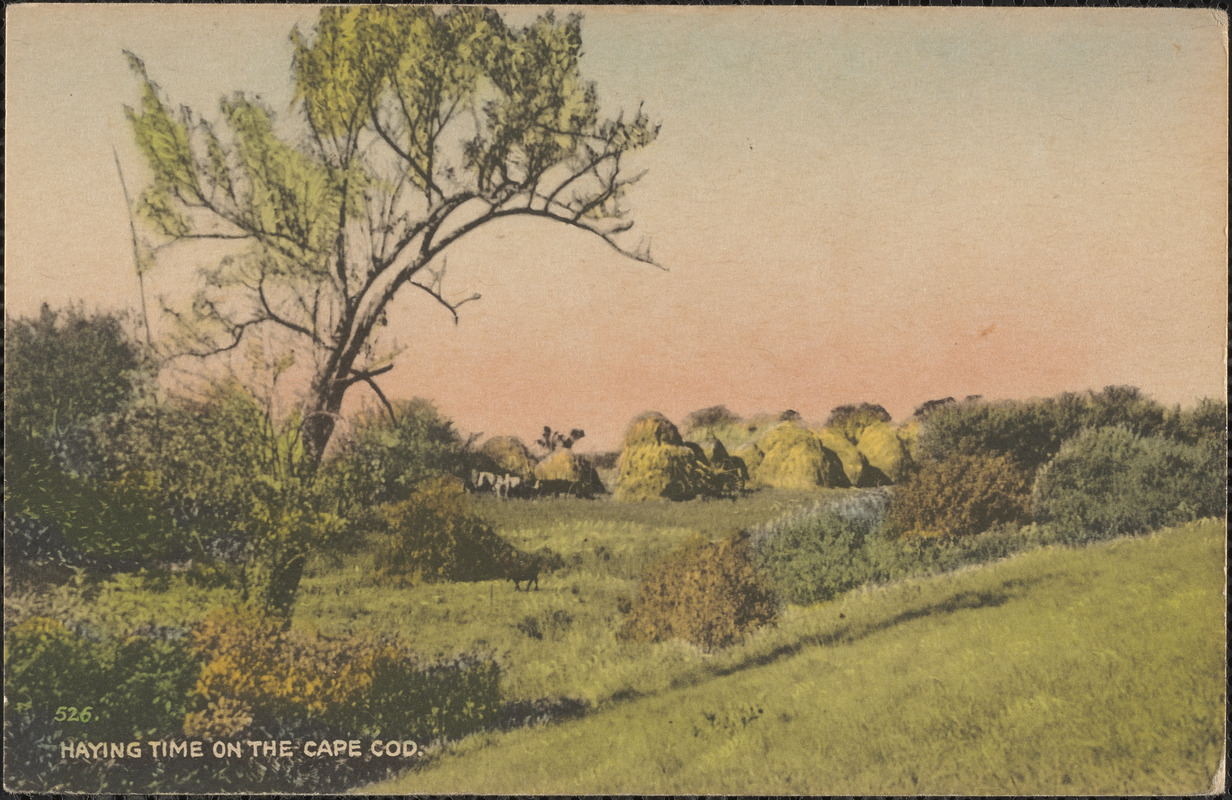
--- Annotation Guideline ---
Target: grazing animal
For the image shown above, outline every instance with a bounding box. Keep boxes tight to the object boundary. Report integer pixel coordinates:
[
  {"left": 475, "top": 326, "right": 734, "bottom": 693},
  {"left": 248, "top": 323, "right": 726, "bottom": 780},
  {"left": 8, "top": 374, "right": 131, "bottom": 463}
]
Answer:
[
  {"left": 494, "top": 473, "right": 523, "bottom": 500},
  {"left": 469, "top": 470, "right": 498, "bottom": 493},
  {"left": 503, "top": 554, "right": 540, "bottom": 591}
]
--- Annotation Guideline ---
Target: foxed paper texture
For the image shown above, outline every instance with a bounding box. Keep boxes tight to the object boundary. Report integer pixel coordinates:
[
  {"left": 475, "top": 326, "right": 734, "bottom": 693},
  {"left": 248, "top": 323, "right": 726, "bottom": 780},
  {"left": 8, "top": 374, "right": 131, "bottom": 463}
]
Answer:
[{"left": 4, "top": 5, "right": 1227, "bottom": 794}]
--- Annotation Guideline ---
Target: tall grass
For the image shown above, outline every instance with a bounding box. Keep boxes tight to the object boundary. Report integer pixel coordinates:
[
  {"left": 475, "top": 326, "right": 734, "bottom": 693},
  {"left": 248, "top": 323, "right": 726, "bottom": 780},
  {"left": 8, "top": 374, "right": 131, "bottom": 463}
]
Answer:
[{"left": 372, "top": 518, "right": 1225, "bottom": 795}]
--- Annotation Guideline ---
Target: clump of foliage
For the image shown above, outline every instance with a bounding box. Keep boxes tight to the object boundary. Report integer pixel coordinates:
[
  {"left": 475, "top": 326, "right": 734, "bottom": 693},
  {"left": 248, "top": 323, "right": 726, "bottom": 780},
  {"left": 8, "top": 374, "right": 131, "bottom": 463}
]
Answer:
[
  {"left": 615, "top": 413, "right": 715, "bottom": 501},
  {"left": 4, "top": 617, "right": 200, "bottom": 788},
  {"left": 125, "top": 5, "right": 659, "bottom": 461},
  {"left": 682, "top": 405, "right": 741, "bottom": 438},
  {"left": 915, "top": 387, "right": 1181, "bottom": 474},
  {"left": 97, "top": 379, "right": 339, "bottom": 619},
  {"left": 4, "top": 305, "right": 177, "bottom": 567},
  {"left": 536, "top": 426, "right": 585, "bottom": 453},
  {"left": 888, "top": 452, "right": 1032, "bottom": 540},
  {"left": 5, "top": 303, "right": 145, "bottom": 437},
  {"left": 373, "top": 476, "right": 513, "bottom": 584},
  {"left": 319, "top": 399, "right": 467, "bottom": 514},
  {"left": 1033, "top": 426, "right": 1224, "bottom": 544},
  {"left": 184, "top": 605, "right": 501, "bottom": 742},
  {"left": 751, "top": 423, "right": 846, "bottom": 489},
  {"left": 824, "top": 402, "right": 891, "bottom": 442},
  {"left": 751, "top": 491, "right": 893, "bottom": 604},
  {"left": 618, "top": 533, "right": 776, "bottom": 651}
]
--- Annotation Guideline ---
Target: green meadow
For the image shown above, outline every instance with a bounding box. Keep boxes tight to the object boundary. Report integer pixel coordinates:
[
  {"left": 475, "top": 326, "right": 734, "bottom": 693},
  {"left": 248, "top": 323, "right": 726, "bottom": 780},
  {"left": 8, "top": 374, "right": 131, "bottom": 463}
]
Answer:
[{"left": 362, "top": 515, "right": 1225, "bottom": 795}]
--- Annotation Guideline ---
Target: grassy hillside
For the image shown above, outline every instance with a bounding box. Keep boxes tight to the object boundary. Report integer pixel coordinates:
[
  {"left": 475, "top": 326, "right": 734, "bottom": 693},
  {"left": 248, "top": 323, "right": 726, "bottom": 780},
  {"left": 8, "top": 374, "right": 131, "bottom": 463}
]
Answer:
[{"left": 369, "top": 518, "right": 1225, "bottom": 795}]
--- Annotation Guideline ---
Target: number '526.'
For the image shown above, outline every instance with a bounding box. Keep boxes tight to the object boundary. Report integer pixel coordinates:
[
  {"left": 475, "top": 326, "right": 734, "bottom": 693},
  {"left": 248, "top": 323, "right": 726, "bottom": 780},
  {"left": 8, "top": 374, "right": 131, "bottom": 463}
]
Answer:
[{"left": 54, "top": 706, "right": 93, "bottom": 722}]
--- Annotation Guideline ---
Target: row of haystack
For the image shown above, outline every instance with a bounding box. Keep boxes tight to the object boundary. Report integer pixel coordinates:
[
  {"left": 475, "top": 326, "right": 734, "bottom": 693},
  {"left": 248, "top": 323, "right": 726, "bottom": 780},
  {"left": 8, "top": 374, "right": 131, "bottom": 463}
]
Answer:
[
  {"left": 616, "top": 411, "right": 916, "bottom": 501},
  {"left": 475, "top": 436, "right": 605, "bottom": 496}
]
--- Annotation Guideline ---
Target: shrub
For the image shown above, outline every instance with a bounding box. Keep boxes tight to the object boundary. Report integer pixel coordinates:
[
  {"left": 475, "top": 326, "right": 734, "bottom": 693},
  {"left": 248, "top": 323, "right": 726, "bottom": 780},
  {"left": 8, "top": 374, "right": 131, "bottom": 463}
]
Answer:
[
  {"left": 615, "top": 412, "right": 714, "bottom": 501},
  {"left": 618, "top": 533, "right": 776, "bottom": 651},
  {"left": 373, "top": 476, "right": 512, "bottom": 584},
  {"left": 185, "top": 605, "right": 500, "bottom": 741},
  {"left": 854, "top": 421, "right": 913, "bottom": 484},
  {"left": 888, "top": 452, "right": 1032, "bottom": 539},
  {"left": 4, "top": 617, "right": 200, "bottom": 787},
  {"left": 915, "top": 388, "right": 1178, "bottom": 474},
  {"left": 320, "top": 399, "right": 468, "bottom": 512},
  {"left": 751, "top": 423, "right": 846, "bottom": 489},
  {"left": 5, "top": 303, "right": 146, "bottom": 438},
  {"left": 1033, "top": 426, "right": 1223, "bottom": 544},
  {"left": 750, "top": 491, "right": 893, "bottom": 604}
]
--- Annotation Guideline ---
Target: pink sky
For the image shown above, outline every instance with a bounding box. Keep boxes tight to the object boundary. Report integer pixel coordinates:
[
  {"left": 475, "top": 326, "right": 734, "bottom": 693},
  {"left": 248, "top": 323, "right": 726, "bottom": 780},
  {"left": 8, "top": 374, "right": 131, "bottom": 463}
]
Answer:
[{"left": 6, "top": 6, "right": 1228, "bottom": 451}]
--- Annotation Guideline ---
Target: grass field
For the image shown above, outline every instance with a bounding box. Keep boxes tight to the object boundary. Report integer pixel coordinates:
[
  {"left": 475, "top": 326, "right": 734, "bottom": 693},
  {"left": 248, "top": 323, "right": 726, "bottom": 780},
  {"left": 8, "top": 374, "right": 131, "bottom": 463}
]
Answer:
[
  {"left": 7, "top": 490, "right": 1223, "bottom": 795},
  {"left": 363, "top": 516, "right": 1225, "bottom": 795}
]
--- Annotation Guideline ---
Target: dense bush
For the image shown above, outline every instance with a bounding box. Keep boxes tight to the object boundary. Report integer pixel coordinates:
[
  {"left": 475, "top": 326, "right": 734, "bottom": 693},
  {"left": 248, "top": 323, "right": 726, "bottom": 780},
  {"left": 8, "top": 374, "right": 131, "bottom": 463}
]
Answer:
[
  {"left": 5, "top": 304, "right": 145, "bottom": 438},
  {"left": 185, "top": 605, "right": 500, "bottom": 741},
  {"left": 914, "top": 387, "right": 1186, "bottom": 474},
  {"left": 750, "top": 491, "right": 893, "bottom": 604},
  {"left": 318, "top": 399, "right": 467, "bottom": 514},
  {"left": 4, "top": 617, "right": 200, "bottom": 788},
  {"left": 618, "top": 533, "right": 776, "bottom": 651},
  {"left": 373, "top": 476, "right": 512, "bottom": 584},
  {"left": 888, "top": 452, "right": 1032, "bottom": 540},
  {"left": 3, "top": 305, "right": 178, "bottom": 566},
  {"left": 1033, "top": 426, "right": 1223, "bottom": 544}
]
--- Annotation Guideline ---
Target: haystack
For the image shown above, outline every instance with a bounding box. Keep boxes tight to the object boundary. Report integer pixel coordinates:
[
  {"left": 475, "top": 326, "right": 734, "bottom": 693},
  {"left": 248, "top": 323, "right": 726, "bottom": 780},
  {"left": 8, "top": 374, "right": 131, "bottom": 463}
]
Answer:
[
  {"left": 534, "top": 449, "right": 606, "bottom": 496},
  {"left": 855, "top": 421, "right": 912, "bottom": 484},
  {"left": 815, "top": 427, "right": 866, "bottom": 488},
  {"left": 752, "top": 423, "right": 846, "bottom": 489},
  {"left": 734, "top": 443, "right": 764, "bottom": 476},
  {"left": 479, "top": 436, "right": 538, "bottom": 480},
  {"left": 698, "top": 437, "right": 747, "bottom": 492},
  {"left": 615, "top": 412, "right": 711, "bottom": 501}
]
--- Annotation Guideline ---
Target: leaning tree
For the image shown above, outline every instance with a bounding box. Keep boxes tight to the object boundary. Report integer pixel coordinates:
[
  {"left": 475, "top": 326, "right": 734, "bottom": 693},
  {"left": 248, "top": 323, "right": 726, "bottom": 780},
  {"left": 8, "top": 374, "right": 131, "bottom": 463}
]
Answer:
[{"left": 127, "top": 6, "right": 658, "bottom": 462}]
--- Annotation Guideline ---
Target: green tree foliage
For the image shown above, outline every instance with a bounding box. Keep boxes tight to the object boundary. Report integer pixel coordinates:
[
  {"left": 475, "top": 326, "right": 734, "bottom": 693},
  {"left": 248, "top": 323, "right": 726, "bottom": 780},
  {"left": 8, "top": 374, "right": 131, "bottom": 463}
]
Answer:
[
  {"left": 4, "top": 305, "right": 173, "bottom": 564},
  {"left": 823, "top": 402, "right": 891, "bottom": 443},
  {"left": 888, "top": 452, "right": 1033, "bottom": 540},
  {"left": 915, "top": 387, "right": 1178, "bottom": 474},
  {"left": 618, "top": 533, "right": 776, "bottom": 651},
  {"left": 373, "top": 476, "right": 513, "bottom": 585},
  {"left": 1033, "top": 426, "right": 1224, "bottom": 543},
  {"left": 125, "top": 7, "right": 658, "bottom": 461},
  {"left": 682, "top": 405, "right": 740, "bottom": 438},
  {"left": 5, "top": 304, "right": 144, "bottom": 438},
  {"left": 318, "top": 399, "right": 466, "bottom": 515}
]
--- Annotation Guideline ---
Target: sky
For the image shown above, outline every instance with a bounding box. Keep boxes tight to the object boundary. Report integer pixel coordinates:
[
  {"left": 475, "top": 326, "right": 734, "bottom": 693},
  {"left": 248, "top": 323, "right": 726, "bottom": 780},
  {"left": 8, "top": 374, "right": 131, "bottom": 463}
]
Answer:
[{"left": 6, "top": 5, "right": 1228, "bottom": 451}]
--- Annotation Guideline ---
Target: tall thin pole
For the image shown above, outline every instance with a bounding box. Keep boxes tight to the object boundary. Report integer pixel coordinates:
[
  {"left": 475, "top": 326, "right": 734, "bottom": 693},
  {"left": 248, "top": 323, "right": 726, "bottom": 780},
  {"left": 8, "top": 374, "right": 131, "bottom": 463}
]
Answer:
[{"left": 112, "top": 145, "right": 153, "bottom": 348}]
